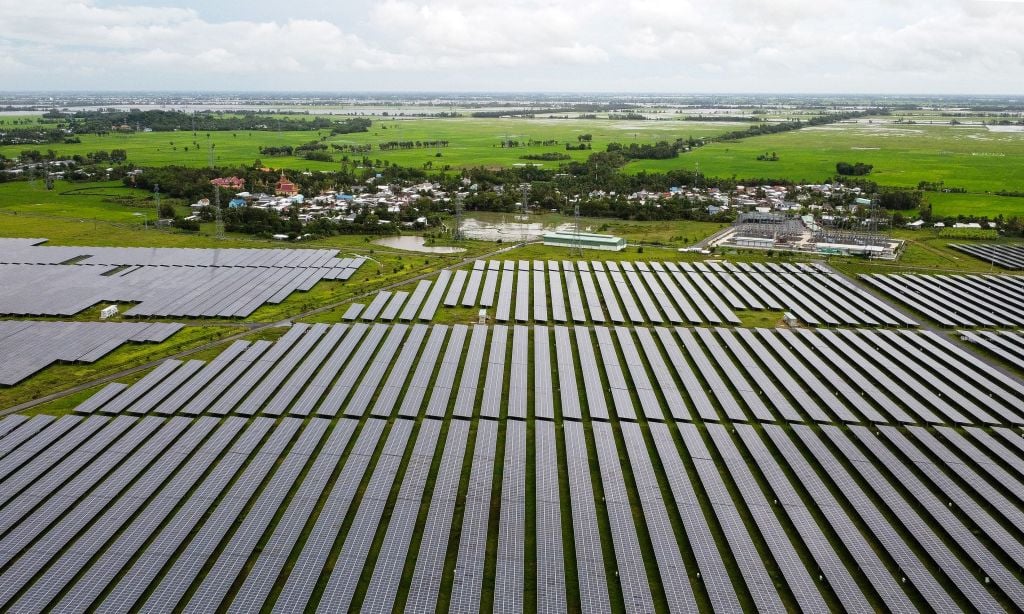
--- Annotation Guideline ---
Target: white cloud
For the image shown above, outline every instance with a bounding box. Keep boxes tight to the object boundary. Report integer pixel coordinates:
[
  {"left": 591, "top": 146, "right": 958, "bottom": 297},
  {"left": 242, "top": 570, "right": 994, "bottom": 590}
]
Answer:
[{"left": 0, "top": 0, "right": 1021, "bottom": 92}]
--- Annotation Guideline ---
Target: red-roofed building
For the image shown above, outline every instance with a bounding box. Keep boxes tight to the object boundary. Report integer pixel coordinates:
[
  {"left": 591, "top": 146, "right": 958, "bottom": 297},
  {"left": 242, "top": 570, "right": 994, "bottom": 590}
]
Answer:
[
  {"left": 211, "top": 176, "right": 246, "bottom": 190},
  {"left": 275, "top": 172, "right": 298, "bottom": 196}
]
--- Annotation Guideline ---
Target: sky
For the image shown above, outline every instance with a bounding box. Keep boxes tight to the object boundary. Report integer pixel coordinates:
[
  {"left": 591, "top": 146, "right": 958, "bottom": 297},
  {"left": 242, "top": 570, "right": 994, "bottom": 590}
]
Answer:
[{"left": 0, "top": 0, "right": 1022, "bottom": 94}]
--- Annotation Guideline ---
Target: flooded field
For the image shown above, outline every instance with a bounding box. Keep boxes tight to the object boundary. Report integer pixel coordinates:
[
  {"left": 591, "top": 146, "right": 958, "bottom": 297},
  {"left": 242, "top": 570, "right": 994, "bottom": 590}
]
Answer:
[
  {"left": 460, "top": 217, "right": 576, "bottom": 241},
  {"left": 372, "top": 236, "right": 466, "bottom": 253}
]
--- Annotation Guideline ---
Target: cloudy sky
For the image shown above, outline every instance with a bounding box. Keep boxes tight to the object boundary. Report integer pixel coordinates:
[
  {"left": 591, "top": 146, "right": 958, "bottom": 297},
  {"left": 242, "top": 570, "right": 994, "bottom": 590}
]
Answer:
[{"left": 0, "top": 0, "right": 1021, "bottom": 94}]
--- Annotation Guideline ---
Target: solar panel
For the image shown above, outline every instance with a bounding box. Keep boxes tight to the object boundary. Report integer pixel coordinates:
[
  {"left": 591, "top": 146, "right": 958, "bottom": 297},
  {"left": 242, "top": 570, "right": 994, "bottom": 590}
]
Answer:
[
  {"left": 315, "top": 420, "right": 414, "bottom": 613},
  {"left": 452, "top": 326, "right": 488, "bottom": 418},
  {"left": 534, "top": 421, "right": 566, "bottom": 613},
  {"left": 562, "top": 422, "right": 612, "bottom": 612},
  {"left": 462, "top": 266, "right": 484, "bottom": 307},
  {"left": 817, "top": 426, "right": 1003, "bottom": 611},
  {"left": 449, "top": 420, "right": 497, "bottom": 613},
  {"left": 633, "top": 328, "right": 689, "bottom": 421},
  {"left": 406, "top": 420, "right": 469, "bottom": 613},
  {"left": 361, "top": 420, "right": 441, "bottom": 613},
  {"left": 515, "top": 268, "right": 530, "bottom": 322},
  {"left": 480, "top": 325, "right": 509, "bottom": 419},
  {"left": 677, "top": 422, "right": 787, "bottom": 613},
  {"left": 399, "top": 280, "right": 432, "bottom": 321},
  {"left": 362, "top": 291, "right": 392, "bottom": 320},
  {"left": 50, "top": 417, "right": 256, "bottom": 611},
  {"left": 419, "top": 270, "right": 452, "bottom": 320},
  {"left": 479, "top": 264, "right": 500, "bottom": 307},
  {"left": 343, "top": 325, "right": 409, "bottom": 417},
  {"left": 728, "top": 329, "right": 826, "bottom": 423},
  {"left": 880, "top": 426, "right": 1024, "bottom": 572},
  {"left": 317, "top": 324, "right": 388, "bottom": 416},
  {"left": 494, "top": 420, "right": 526, "bottom": 612},
  {"left": 228, "top": 419, "right": 357, "bottom": 614},
  {"left": 379, "top": 291, "right": 409, "bottom": 321},
  {"left": 605, "top": 262, "right": 644, "bottom": 324},
  {"left": 274, "top": 418, "right": 386, "bottom": 612},
  {"left": 553, "top": 326, "right": 582, "bottom": 421},
  {"left": 619, "top": 423, "right": 698, "bottom": 613},
  {"left": 573, "top": 327, "right": 609, "bottom": 421},
  {"left": 445, "top": 270, "right": 469, "bottom": 307},
  {"left": 183, "top": 419, "right": 330, "bottom": 613},
  {"left": 647, "top": 423, "right": 741, "bottom": 613},
  {"left": 533, "top": 326, "right": 554, "bottom": 420},
  {"left": 575, "top": 263, "right": 606, "bottom": 323},
  {"left": 674, "top": 329, "right": 744, "bottom": 421},
  {"left": 590, "top": 263, "right": 625, "bottom": 323},
  {"left": 694, "top": 328, "right": 773, "bottom": 421},
  {"left": 705, "top": 424, "right": 829, "bottom": 613},
  {"left": 2, "top": 418, "right": 205, "bottom": 609},
  {"left": 590, "top": 421, "right": 655, "bottom": 613},
  {"left": 137, "top": 418, "right": 303, "bottom": 612},
  {"left": 371, "top": 324, "right": 428, "bottom": 417}
]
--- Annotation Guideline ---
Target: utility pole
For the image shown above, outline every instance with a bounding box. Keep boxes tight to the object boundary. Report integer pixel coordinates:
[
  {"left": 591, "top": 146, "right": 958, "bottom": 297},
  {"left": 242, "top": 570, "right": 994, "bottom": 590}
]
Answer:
[
  {"left": 572, "top": 199, "right": 583, "bottom": 257},
  {"left": 154, "top": 183, "right": 160, "bottom": 222}
]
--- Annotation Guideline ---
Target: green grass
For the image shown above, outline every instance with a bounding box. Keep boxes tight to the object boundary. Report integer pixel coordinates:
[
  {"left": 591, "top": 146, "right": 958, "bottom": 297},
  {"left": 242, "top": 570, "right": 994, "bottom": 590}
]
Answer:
[
  {"left": 629, "top": 121, "right": 1024, "bottom": 194},
  {"left": 737, "top": 310, "right": 786, "bottom": 329},
  {"left": 0, "top": 118, "right": 754, "bottom": 172},
  {"left": 926, "top": 192, "right": 1024, "bottom": 218},
  {"left": 0, "top": 180, "right": 184, "bottom": 225}
]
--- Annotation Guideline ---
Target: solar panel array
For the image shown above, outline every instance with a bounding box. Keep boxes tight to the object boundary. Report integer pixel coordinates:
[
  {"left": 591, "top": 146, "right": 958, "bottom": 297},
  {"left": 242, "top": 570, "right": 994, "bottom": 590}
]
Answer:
[
  {"left": 862, "top": 272, "right": 1024, "bottom": 328},
  {"left": 960, "top": 329, "right": 1024, "bottom": 369},
  {"left": 66, "top": 322, "right": 1024, "bottom": 429},
  {"left": 0, "top": 321, "right": 182, "bottom": 385},
  {"left": 950, "top": 243, "right": 1024, "bottom": 270},
  {"left": 377, "top": 259, "right": 915, "bottom": 327},
  {"left": 7, "top": 240, "right": 1024, "bottom": 613},
  {"left": 0, "top": 240, "right": 363, "bottom": 318},
  {"left": 2, "top": 353, "right": 1024, "bottom": 611}
]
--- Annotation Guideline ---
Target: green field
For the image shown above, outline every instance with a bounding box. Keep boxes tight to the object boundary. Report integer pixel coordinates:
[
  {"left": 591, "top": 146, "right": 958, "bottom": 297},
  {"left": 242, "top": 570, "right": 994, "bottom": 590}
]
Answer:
[
  {"left": 925, "top": 191, "right": 1024, "bottom": 218},
  {"left": 0, "top": 180, "right": 185, "bottom": 224},
  {"left": 0, "top": 117, "right": 754, "bottom": 172},
  {"left": 628, "top": 121, "right": 1024, "bottom": 194}
]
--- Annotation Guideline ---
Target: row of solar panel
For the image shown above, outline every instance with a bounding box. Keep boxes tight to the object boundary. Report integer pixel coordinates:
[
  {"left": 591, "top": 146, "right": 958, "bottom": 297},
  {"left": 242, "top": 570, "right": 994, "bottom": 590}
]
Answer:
[
  {"left": 347, "top": 258, "right": 915, "bottom": 328},
  {"left": 0, "top": 239, "right": 353, "bottom": 268},
  {"left": 950, "top": 243, "right": 1024, "bottom": 271},
  {"left": 0, "top": 259, "right": 362, "bottom": 318},
  {"left": 862, "top": 272, "right": 1024, "bottom": 328},
  {"left": 2, "top": 408, "right": 1023, "bottom": 612},
  {"left": 960, "top": 329, "right": 1024, "bottom": 371},
  {"left": 72, "top": 321, "right": 1024, "bottom": 428},
  {"left": 0, "top": 321, "right": 182, "bottom": 386}
]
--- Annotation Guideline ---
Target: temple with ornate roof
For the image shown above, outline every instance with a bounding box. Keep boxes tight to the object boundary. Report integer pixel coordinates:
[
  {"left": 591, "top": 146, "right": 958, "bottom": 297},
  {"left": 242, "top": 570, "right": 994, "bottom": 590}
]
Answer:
[{"left": 275, "top": 172, "right": 298, "bottom": 196}]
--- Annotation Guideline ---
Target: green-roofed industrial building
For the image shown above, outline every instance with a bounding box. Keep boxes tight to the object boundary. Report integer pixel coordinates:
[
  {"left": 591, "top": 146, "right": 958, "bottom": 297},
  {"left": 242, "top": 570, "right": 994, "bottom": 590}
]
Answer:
[{"left": 542, "top": 230, "right": 627, "bottom": 251}]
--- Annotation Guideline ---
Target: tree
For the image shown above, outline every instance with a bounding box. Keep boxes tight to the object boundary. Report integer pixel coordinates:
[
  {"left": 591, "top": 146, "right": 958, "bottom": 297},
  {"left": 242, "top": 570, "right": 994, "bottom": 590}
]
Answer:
[
  {"left": 876, "top": 189, "right": 922, "bottom": 210},
  {"left": 158, "top": 201, "right": 176, "bottom": 219},
  {"left": 836, "top": 161, "right": 872, "bottom": 176}
]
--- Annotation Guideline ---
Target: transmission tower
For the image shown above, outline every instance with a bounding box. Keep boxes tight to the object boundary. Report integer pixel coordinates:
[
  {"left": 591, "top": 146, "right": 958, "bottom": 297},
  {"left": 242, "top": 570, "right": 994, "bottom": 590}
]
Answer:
[
  {"left": 519, "top": 183, "right": 531, "bottom": 243},
  {"left": 44, "top": 158, "right": 54, "bottom": 190},
  {"left": 453, "top": 195, "right": 464, "bottom": 241},
  {"left": 208, "top": 144, "right": 224, "bottom": 239},
  {"left": 572, "top": 200, "right": 583, "bottom": 257}
]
